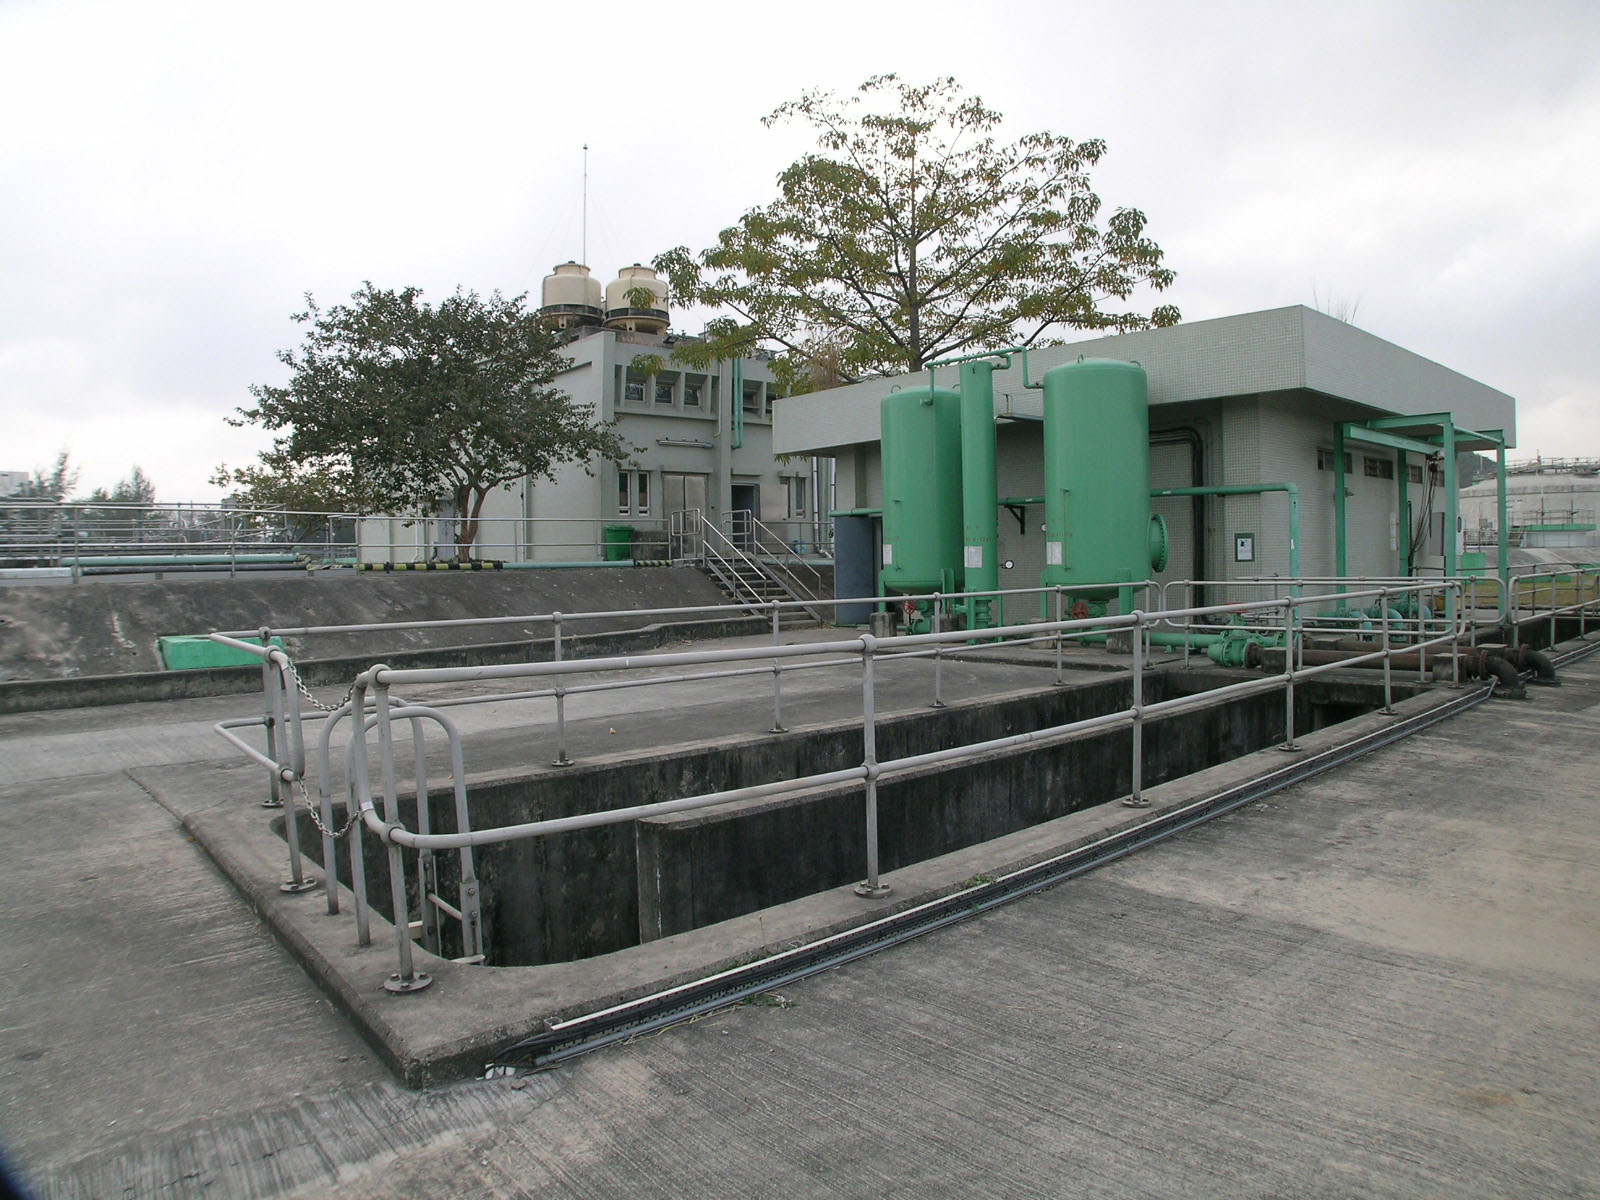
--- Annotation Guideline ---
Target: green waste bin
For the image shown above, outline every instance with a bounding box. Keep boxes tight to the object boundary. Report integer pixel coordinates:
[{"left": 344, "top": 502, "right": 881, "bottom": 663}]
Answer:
[{"left": 602, "top": 525, "right": 634, "bottom": 562}]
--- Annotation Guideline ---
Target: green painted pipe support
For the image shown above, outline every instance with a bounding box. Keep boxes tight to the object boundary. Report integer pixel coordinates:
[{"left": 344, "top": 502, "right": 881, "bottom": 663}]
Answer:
[{"left": 1150, "top": 483, "right": 1300, "bottom": 578}]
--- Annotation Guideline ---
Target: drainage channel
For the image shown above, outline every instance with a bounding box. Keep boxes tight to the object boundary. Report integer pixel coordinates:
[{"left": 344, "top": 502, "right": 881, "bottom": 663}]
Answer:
[{"left": 489, "top": 680, "right": 1495, "bottom": 1074}]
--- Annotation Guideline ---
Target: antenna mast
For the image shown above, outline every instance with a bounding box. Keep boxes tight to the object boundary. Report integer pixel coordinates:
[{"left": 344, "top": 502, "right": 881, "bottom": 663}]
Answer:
[{"left": 581, "top": 143, "right": 588, "bottom": 266}]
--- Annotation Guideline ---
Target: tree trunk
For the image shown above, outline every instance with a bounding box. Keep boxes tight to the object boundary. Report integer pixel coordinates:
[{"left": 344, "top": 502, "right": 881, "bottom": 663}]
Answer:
[{"left": 456, "top": 487, "right": 488, "bottom": 563}]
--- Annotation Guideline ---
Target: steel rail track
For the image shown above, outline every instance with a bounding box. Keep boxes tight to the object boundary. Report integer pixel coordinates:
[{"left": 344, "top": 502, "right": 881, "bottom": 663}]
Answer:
[{"left": 490, "top": 680, "right": 1495, "bottom": 1074}]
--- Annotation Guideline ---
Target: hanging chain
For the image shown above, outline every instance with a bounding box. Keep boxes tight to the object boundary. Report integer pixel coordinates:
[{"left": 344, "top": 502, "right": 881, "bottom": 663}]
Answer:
[
  {"left": 294, "top": 776, "right": 363, "bottom": 839},
  {"left": 287, "top": 659, "right": 356, "bottom": 714}
]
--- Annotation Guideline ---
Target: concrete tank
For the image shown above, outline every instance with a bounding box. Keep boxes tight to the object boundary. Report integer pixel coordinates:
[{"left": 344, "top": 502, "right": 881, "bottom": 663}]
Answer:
[
  {"left": 880, "top": 386, "right": 964, "bottom": 595},
  {"left": 1042, "top": 358, "right": 1154, "bottom": 602}
]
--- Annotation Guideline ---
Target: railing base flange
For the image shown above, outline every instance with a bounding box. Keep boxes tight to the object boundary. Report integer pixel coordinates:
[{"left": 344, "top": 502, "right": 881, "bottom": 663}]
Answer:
[{"left": 384, "top": 971, "right": 433, "bottom": 994}]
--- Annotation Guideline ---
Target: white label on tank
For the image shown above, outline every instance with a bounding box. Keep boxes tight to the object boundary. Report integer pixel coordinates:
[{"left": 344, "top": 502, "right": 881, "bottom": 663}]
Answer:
[
  {"left": 882, "top": 543, "right": 893, "bottom": 567},
  {"left": 1046, "top": 541, "right": 1063, "bottom": 566},
  {"left": 1455, "top": 516, "right": 1465, "bottom": 556},
  {"left": 1390, "top": 511, "right": 1398, "bottom": 551},
  {"left": 965, "top": 545, "right": 983, "bottom": 569}
]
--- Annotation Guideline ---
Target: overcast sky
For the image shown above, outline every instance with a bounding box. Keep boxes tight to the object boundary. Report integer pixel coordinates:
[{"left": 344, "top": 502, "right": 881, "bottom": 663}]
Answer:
[{"left": 2, "top": 0, "right": 1596, "bottom": 501}]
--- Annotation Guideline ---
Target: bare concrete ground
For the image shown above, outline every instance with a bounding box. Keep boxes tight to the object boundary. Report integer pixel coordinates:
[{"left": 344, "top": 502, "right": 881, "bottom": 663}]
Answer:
[{"left": 5, "top": 644, "right": 1599, "bottom": 1198}]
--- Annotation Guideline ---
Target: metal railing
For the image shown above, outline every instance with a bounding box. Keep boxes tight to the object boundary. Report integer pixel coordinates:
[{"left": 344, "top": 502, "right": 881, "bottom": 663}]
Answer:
[
  {"left": 211, "top": 577, "right": 1551, "bottom": 993},
  {"left": 0, "top": 501, "right": 692, "bottom": 575},
  {"left": 1504, "top": 567, "right": 1600, "bottom": 646},
  {"left": 723, "top": 509, "right": 828, "bottom": 605}
]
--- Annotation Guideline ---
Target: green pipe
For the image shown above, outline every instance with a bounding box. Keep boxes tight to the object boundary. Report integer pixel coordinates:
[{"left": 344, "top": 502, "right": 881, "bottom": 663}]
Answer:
[
  {"left": 1064, "top": 631, "right": 1226, "bottom": 648},
  {"left": 959, "top": 360, "right": 1000, "bottom": 624},
  {"left": 1334, "top": 424, "right": 1349, "bottom": 595},
  {"left": 73, "top": 553, "right": 302, "bottom": 566},
  {"left": 1396, "top": 446, "right": 1410, "bottom": 577},
  {"left": 1149, "top": 483, "right": 1301, "bottom": 579},
  {"left": 1442, "top": 422, "right": 1458, "bottom": 580},
  {"left": 1496, "top": 439, "right": 1510, "bottom": 607},
  {"left": 730, "top": 357, "right": 744, "bottom": 450}
]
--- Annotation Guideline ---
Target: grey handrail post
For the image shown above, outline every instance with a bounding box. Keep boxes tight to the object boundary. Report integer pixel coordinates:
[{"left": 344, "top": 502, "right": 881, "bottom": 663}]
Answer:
[
  {"left": 1450, "top": 583, "right": 1462, "bottom": 685},
  {"left": 1280, "top": 601, "right": 1299, "bottom": 750},
  {"left": 315, "top": 713, "right": 340, "bottom": 917},
  {"left": 347, "top": 771, "right": 371, "bottom": 946},
  {"left": 411, "top": 716, "right": 442, "bottom": 957},
  {"left": 1182, "top": 581, "right": 1194, "bottom": 668},
  {"left": 1122, "top": 610, "right": 1149, "bottom": 808},
  {"left": 931, "top": 593, "right": 946, "bottom": 708},
  {"left": 854, "top": 634, "right": 890, "bottom": 899},
  {"left": 260, "top": 644, "right": 282, "bottom": 811},
  {"left": 550, "top": 613, "right": 571, "bottom": 766},
  {"left": 1467, "top": 576, "right": 1478, "bottom": 648},
  {"left": 68, "top": 506, "right": 81, "bottom": 583},
  {"left": 376, "top": 679, "right": 431, "bottom": 993},
  {"left": 1509, "top": 575, "right": 1520, "bottom": 648},
  {"left": 1418, "top": 586, "right": 1429, "bottom": 682},
  {"left": 1379, "top": 588, "right": 1395, "bottom": 714},
  {"left": 1053, "top": 587, "right": 1065, "bottom": 686},
  {"left": 769, "top": 600, "right": 786, "bottom": 733},
  {"left": 271, "top": 653, "right": 317, "bottom": 894}
]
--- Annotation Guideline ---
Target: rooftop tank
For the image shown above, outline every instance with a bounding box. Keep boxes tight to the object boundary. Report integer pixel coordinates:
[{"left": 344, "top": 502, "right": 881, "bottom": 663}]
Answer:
[
  {"left": 880, "top": 386, "right": 964, "bottom": 596},
  {"left": 538, "top": 262, "right": 603, "bottom": 330},
  {"left": 1042, "top": 358, "right": 1165, "bottom": 604},
  {"left": 604, "top": 264, "right": 669, "bottom": 334}
]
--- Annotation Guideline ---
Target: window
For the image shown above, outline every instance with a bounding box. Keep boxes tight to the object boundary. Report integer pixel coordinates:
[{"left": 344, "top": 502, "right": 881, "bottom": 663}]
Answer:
[
  {"left": 654, "top": 380, "right": 674, "bottom": 405},
  {"left": 742, "top": 383, "right": 760, "bottom": 414},
  {"left": 683, "top": 381, "right": 702, "bottom": 407},
  {"left": 1363, "top": 456, "right": 1394, "bottom": 479},
  {"left": 788, "top": 476, "right": 808, "bottom": 517},
  {"left": 617, "top": 469, "right": 651, "bottom": 515},
  {"left": 623, "top": 379, "right": 645, "bottom": 404},
  {"left": 1407, "top": 464, "right": 1424, "bottom": 484},
  {"left": 1317, "top": 448, "right": 1353, "bottom": 472}
]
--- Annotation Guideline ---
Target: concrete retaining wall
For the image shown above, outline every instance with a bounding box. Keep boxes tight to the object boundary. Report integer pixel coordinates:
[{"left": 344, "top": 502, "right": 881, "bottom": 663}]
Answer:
[{"left": 300, "top": 670, "right": 1410, "bottom": 967}]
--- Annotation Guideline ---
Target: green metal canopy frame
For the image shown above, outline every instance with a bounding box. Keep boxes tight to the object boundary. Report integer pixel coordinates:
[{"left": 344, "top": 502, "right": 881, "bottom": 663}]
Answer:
[{"left": 1334, "top": 414, "right": 1509, "bottom": 600}]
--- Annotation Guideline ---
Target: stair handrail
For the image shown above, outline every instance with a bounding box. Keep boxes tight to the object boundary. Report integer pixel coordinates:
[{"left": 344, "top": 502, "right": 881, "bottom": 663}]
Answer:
[
  {"left": 705, "top": 514, "right": 828, "bottom": 623},
  {"left": 724, "top": 509, "right": 827, "bottom": 604},
  {"left": 698, "top": 516, "right": 777, "bottom": 612}
]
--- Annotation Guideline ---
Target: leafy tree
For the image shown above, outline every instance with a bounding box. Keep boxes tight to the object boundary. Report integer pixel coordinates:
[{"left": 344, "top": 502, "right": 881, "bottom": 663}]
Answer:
[
  {"left": 80, "top": 466, "right": 163, "bottom": 543},
  {"left": 233, "top": 284, "right": 632, "bottom": 560},
  {"left": 82, "top": 465, "right": 157, "bottom": 507},
  {"left": 210, "top": 454, "right": 370, "bottom": 542},
  {"left": 655, "top": 75, "right": 1180, "bottom": 387},
  {"left": 8, "top": 450, "right": 79, "bottom": 501},
  {"left": 211, "top": 456, "right": 362, "bottom": 513}
]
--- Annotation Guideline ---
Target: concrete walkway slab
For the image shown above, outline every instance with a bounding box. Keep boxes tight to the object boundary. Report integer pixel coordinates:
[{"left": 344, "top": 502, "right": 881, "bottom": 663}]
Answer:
[{"left": 3, "top": 633, "right": 1597, "bottom": 1198}]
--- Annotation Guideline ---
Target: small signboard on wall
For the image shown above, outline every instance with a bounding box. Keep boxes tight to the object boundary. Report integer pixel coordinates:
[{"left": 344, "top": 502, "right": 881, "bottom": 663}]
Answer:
[{"left": 1234, "top": 533, "right": 1256, "bottom": 563}]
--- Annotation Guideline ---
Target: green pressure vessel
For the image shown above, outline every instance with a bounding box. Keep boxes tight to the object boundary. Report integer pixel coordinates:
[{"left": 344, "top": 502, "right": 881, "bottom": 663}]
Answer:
[
  {"left": 1042, "top": 358, "right": 1152, "bottom": 601},
  {"left": 880, "top": 386, "right": 963, "bottom": 594}
]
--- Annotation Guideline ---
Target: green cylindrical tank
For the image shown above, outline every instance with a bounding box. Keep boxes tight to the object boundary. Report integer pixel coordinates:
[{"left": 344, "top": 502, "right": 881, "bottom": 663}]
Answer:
[
  {"left": 1042, "top": 358, "right": 1152, "bottom": 601},
  {"left": 880, "top": 386, "right": 963, "bottom": 594}
]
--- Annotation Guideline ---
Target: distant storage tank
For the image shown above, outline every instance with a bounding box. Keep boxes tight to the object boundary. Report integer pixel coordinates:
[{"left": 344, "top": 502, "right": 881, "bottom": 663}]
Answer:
[
  {"left": 1042, "top": 358, "right": 1164, "bottom": 602},
  {"left": 880, "top": 386, "right": 964, "bottom": 595},
  {"left": 538, "top": 262, "right": 603, "bottom": 330},
  {"left": 604, "top": 264, "right": 669, "bottom": 334}
]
